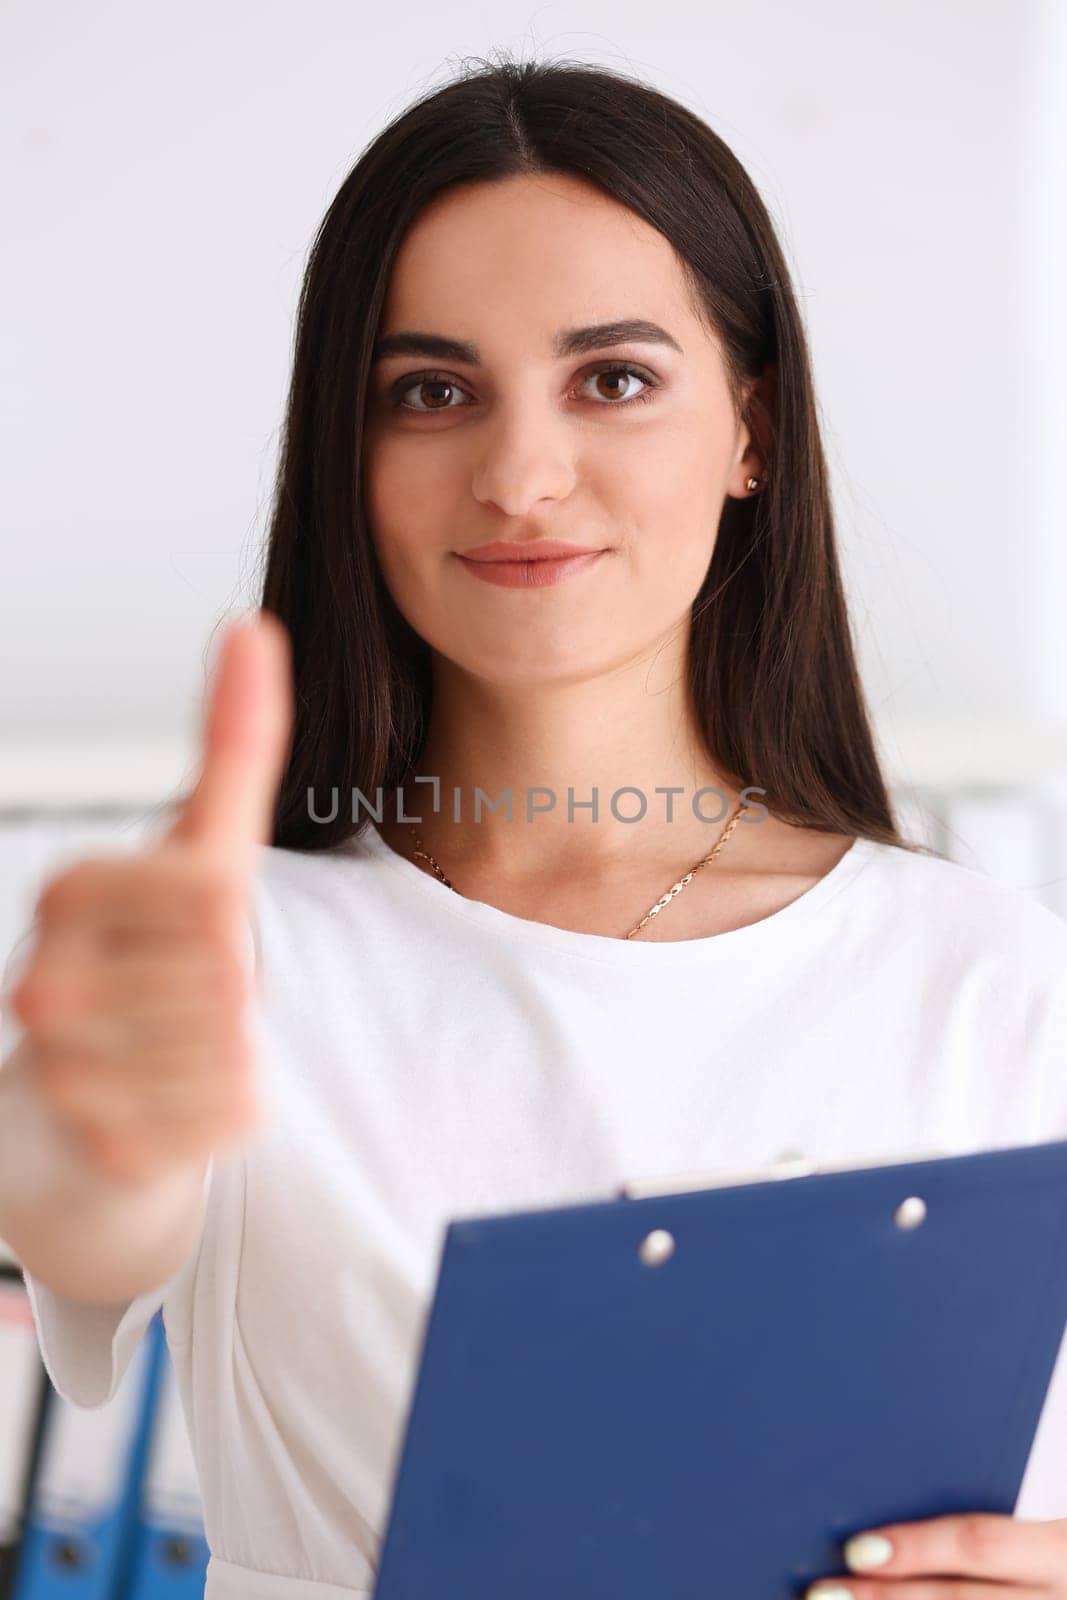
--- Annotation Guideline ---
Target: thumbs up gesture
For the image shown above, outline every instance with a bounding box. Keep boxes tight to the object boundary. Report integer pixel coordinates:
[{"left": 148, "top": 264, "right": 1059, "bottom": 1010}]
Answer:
[{"left": 8, "top": 613, "right": 293, "bottom": 1185}]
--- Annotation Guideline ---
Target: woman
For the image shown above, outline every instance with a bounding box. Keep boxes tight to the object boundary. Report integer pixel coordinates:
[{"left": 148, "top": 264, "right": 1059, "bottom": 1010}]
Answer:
[{"left": 6, "top": 52, "right": 1067, "bottom": 1600}]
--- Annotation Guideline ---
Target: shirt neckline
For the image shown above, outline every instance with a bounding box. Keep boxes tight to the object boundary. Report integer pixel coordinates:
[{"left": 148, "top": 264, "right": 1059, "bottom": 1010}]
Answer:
[{"left": 347, "top": 821, "right": 884, "bottom": 967}]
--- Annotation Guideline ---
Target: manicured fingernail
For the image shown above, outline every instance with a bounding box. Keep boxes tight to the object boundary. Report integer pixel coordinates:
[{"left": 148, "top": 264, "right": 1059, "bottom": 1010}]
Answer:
[
  {"left": 807, "top": 1587, "right": 854, "bottom": 1600},
  {"left": 844, "top": 1532, "right": 894, "bottom": 1570}
]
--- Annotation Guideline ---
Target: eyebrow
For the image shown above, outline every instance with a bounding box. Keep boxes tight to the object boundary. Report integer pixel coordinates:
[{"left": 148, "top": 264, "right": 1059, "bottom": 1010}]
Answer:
[{"left": 371, "top": 318, "right": 684, "bottom": 365}]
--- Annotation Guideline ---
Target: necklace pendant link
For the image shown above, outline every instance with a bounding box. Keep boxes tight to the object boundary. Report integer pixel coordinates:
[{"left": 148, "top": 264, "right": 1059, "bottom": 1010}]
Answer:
[{"left": 404, "top": 803, "right": 749, "bottom": 940}]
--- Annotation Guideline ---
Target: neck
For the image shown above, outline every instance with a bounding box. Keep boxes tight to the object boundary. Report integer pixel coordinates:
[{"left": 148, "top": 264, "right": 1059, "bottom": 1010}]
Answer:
[{"left": 380, "top": 655, "right": 757, "bottom": 885}]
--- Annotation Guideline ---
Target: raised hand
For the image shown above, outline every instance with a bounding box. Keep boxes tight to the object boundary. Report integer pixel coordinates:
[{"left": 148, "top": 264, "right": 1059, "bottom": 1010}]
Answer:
[{"left": 8, "top": 612, "right": 293, "bottom": 1185}]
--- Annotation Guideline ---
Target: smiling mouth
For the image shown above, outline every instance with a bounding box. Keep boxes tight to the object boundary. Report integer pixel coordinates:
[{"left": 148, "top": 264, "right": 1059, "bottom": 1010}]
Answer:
[
  {"left": 457, "top": 541, "right": 608, "bottom": 563},
  {"left": 455, "top": 549, "right": 608, "bottom": 588}
]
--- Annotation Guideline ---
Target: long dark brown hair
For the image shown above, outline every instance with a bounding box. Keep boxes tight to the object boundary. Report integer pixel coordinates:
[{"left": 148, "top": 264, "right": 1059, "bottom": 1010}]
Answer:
[{"left": 257, "top": 51, "right": 935, "bottom": 858}]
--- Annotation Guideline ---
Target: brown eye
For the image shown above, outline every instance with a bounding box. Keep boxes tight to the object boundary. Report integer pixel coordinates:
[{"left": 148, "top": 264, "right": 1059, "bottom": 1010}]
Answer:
[
  {"left": 589, "top": 369, "right": 643, "bottom": 402},
  {"left": 395, "top": 376, "right": 466, "bottom": 412},
  {"left": 389, "top": 362, "right": 660, "bottom": 415},
  {"left": 577, "top": 364, "right": 658, "bottom": 407}
]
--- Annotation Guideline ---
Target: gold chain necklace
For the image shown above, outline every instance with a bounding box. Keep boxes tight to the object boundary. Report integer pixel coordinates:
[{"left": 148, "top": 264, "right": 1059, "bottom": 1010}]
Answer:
[{"left": 404, "top": 801, "right": 751, "bottom": 940}]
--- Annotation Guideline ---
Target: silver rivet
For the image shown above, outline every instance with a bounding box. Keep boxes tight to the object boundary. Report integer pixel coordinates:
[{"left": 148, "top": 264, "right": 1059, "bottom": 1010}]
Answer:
[
  {"left": 894, "top": 1195, "right": 927, "bottom": 1230},
  {"left": 638, "top": 1228, "right": 675, "bottom": 1266}
]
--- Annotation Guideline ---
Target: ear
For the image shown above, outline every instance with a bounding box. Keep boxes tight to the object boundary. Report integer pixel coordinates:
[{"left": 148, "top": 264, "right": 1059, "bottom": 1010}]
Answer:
[{"left": 732, "top": 361, "right": 777, "bottom": 494}]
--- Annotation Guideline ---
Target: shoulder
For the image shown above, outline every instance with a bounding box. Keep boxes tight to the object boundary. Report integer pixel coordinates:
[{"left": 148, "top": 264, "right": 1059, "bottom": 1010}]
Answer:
[
  {"left": 243, "top": 835, "right": 380, "bottom": 980},
  {"left": 858, "top": 836, "right": 1067, "bottom": 986},
  {"left": 844, "top": 841, "right": 1067, "bottom": 1119},
  {"left": 254, "top": 831, "right": 387, "bottom": 900}
]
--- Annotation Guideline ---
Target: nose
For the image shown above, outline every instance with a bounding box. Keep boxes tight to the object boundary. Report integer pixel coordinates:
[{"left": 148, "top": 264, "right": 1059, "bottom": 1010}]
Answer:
[{"left": 469, "top": 400, "right": 578, "bottom": 518}]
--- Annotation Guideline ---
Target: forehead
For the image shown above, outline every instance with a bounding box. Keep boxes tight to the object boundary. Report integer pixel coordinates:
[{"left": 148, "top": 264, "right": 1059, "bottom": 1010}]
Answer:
[{"left": 379, "top": 172, "right": 700, "bottom": 340}]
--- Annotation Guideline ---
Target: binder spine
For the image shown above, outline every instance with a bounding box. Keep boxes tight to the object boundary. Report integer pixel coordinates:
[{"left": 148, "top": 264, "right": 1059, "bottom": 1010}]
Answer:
[
  {"left": 9, "top": 1312, "right": 165, "bottom": 1600},
  {"left": 0, "top": 1266, "right": 49, "bottom": 1600},
  {"left": 123, "top": 1335, "right": 210, "bottom": 1598}
]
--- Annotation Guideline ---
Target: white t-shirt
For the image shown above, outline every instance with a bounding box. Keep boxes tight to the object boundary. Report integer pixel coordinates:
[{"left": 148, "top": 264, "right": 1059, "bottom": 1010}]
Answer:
[{"left": 8, "top": 824, "right": 1067, "bottom": 1599}]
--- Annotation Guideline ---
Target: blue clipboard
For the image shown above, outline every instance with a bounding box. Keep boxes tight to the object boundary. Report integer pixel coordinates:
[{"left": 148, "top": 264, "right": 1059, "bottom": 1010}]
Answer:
[{"left": 372, "top": 1138, "right": 1067, "bottom": 1599}]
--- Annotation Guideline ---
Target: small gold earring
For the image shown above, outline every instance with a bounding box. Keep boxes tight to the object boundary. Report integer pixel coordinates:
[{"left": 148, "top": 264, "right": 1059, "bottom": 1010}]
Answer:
[{"left": 746, "top": 476, "right": 760, "bottom": 491}]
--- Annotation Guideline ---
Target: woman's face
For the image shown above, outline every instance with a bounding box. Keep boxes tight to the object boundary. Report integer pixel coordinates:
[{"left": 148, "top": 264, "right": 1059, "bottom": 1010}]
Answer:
[{"left": 362, "top": 171, "right": 761, "bottom": 686}]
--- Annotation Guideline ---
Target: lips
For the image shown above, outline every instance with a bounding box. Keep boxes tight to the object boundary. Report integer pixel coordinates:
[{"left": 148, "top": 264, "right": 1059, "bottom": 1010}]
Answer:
[
  {"left": 458, "top": 539, "right": 606, "bottom": 563},
  {"left": 456, "top": 548, "right": 607, "bottom": 588}
]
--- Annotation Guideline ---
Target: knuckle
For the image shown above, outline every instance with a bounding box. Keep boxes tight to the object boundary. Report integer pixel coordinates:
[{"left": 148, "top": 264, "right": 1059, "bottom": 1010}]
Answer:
[
  {"left": 33, "top": 866, "right": 80, "bottom": 922},
  {"left": 35, "top": 861, "right": 101, "bottom": 922},
  {"left": 12, "top": 964, "right": 77, "bottom": 1028},
  {"left": 9, "top": 969, "right": 47, "bottom": 1026},
  {"left": 956, "top": 1513, "right": 1004, "bottom": 1566},
  {"left": 37, "top": 1058, "right": 95, "bottom": 1114}
]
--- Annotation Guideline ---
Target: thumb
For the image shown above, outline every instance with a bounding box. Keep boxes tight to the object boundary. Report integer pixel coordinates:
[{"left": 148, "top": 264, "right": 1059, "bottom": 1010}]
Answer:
[{"left": 166, "top": 611, "right": 293, "bottom": 867}]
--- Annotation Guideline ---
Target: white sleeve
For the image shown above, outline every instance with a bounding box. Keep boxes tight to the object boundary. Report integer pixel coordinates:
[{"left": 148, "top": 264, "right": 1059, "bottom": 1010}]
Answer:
[
  {"left": 1028, "top": 931, "right": 1067, "bottom": 1141},
  {"left": 1014, "top": 929, "right": 1067, "bottom": 1519},
  {"left": 1, "top": 903, "right": 257, "bottom": 1410},
  {"left": 19, "top": 1158, "right": 214, "bottom": 1411}
]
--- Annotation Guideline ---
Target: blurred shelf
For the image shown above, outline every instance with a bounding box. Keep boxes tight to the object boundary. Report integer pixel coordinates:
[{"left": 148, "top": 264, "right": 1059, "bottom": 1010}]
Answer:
[
  {"left": 1, "top": 719, "right": 1067, "bottom": 812},
  {"left": 0, "top": 738, "right": 192, "bottom": 813},
  {"left": 875, "top": 717, "right": 1067, "bottom": 792}
]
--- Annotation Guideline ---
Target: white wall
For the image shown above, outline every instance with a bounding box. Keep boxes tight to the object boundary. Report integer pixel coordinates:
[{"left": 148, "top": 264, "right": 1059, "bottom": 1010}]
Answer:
[
  {"left": 2, "top": 0, "right": 1064, "bottom": 793},
  {"left": 3, "top": 2, "right": 1067, "bottom": 1522}
]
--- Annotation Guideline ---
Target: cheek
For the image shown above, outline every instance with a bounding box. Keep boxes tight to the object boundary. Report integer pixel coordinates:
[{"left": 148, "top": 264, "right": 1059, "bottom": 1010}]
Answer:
[
  {"left": 363, "top": 430, "right": 460, "bottom": 545},
  {"left": 597, "top": 436, "right": 722, "bottom": 567},
  {"left": 362, "top": 438, "right": 433, "bottom": 586},
  {"left": 656, "top": 429, "right": 726, "bottom": 556}
]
